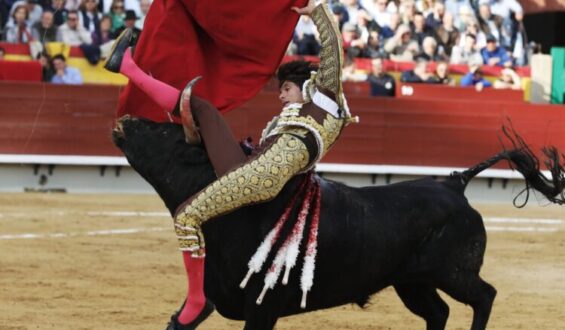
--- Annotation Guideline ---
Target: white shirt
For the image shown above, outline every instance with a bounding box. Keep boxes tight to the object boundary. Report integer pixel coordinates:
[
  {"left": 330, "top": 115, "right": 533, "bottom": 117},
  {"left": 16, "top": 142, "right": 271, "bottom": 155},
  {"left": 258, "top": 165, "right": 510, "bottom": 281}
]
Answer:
[
  {"left": 79, "top": 11, "right": 101, "bottom": 33},
  {"left": 295, "top": 16, "right": 317, "bottom": 37},
  {"left": 361, "top": 0, "right": 392, "bottom": 27},
  {"left": 490, "top": 0, "right": 522, "bottom": 18},
  {"left": 344, "top": 4, "right": 361, "bottom": 25}
]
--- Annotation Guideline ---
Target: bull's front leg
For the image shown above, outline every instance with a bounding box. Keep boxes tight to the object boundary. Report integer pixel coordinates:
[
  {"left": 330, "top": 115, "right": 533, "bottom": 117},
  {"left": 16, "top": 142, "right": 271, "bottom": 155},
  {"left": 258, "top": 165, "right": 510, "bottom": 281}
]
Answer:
[
  {"left": 243, "top": 312, "right": 279, "bottom": 330},
  {"left": 242, "top": 281, "right": 285, "bottom": 330}
]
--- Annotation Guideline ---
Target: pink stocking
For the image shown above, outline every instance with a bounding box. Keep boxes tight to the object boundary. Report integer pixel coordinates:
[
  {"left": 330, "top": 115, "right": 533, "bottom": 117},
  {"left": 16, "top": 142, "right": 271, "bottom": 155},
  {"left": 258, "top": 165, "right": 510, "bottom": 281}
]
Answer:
[
  {"left": 177, "top": 251, "right": 206, "bottom": 324},
  {"left": 120, "top": 48, "right": 180, "bottom": 112}
]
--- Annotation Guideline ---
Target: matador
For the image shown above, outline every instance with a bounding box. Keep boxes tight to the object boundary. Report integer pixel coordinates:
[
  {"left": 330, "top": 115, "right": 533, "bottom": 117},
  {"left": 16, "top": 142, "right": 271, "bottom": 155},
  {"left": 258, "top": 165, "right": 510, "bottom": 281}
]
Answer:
[{"left": 105, "top": 0, "right": 353, "bottom": 328}]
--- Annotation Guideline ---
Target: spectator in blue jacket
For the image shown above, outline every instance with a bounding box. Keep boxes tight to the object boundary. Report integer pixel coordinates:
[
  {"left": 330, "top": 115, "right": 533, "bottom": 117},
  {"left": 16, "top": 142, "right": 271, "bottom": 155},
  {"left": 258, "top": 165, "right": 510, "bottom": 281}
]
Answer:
[
  {"left": 480, "top": 34, "right": 511, "bottom": 67},
  {"left": 51, "top": 54, "right": 83, "bottom": 84},
  {"left": 460, "top": 63, "right": 492, "bottom": 91}
]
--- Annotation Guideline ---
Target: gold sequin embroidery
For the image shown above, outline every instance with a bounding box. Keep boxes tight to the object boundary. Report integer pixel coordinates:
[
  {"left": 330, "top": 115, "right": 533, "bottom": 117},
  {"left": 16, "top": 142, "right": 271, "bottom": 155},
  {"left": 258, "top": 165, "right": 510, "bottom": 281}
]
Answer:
[
  {"left": 174, "top": 134, "right": 310, "bottom": 256},
  {"left": 275, "top": 113, "right": 344, "bottom": 159},
  {"left": 312, "top": 3, "right": 344, "bottom": 109}
]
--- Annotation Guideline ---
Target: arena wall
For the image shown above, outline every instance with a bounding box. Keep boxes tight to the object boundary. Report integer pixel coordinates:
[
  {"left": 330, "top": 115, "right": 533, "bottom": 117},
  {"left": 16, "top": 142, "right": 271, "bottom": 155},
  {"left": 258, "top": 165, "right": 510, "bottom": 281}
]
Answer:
[{"left": 1, "top": 81, "right": 564, "bottom": 202}]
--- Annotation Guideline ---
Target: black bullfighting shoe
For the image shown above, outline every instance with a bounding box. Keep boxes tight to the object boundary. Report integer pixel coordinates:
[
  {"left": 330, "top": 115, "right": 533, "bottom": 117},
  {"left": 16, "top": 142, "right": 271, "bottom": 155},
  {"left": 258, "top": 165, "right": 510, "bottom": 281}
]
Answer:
[
  {"left": 165, "top": 299, "right": 215, "bottom": 330},
  {"left": 104, "top": 28, "right": 133, "bottom": 73}
]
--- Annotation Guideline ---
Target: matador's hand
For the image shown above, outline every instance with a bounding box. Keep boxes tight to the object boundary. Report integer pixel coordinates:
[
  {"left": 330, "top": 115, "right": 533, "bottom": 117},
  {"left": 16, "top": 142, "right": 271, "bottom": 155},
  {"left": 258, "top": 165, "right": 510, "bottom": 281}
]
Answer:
[{"left": 291, "top": 0, "right": 321, "bottom": 16}]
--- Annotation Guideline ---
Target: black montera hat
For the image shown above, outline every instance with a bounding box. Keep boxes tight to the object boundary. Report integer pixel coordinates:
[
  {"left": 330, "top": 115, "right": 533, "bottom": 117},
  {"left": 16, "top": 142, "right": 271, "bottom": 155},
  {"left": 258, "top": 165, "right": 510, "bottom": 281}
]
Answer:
[{"left": 125, "top": 10, "right": 138, "bottom": 20}]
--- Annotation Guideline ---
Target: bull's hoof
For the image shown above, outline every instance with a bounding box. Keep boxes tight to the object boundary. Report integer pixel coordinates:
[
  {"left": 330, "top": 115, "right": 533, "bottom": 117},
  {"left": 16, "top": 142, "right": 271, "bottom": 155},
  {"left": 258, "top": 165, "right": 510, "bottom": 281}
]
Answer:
[
  {"left": 165, "top": 299, "right": 215, "bottom": 330},
  {"left": 104, "top": 28, "right": 133, "bottom": 73}
]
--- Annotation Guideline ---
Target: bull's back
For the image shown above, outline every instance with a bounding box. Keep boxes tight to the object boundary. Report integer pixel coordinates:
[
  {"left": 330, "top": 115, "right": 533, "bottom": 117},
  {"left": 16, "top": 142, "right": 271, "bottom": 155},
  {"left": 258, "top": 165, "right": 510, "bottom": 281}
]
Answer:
[
  {"left": 295, "top": 178, "right": 481, "bottom": 310},
  {"left": 206, "top": 176, "right": 483, "bottom": 318}
]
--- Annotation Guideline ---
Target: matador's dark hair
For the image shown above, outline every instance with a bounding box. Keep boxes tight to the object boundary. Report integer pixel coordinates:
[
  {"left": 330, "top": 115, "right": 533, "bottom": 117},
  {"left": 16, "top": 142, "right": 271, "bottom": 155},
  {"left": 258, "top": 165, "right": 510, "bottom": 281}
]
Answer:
[{"left": 277, "top": 60, "right": 317, "bottom": 90}]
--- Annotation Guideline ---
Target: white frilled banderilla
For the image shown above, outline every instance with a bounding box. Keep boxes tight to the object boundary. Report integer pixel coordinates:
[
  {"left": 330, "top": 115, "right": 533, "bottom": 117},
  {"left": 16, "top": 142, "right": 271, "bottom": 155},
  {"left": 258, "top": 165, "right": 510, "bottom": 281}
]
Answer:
[{"left": 239, "top": 172, "right": 322, "bottom": 308}]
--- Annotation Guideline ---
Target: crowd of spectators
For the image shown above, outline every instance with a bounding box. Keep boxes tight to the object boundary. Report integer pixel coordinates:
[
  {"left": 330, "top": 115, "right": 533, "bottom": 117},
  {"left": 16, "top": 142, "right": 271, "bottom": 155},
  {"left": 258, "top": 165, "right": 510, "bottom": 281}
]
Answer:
[
  {"left": 361, "top": 55, "right": 522, "bottom": 97},
  {"left": 0, "top": 0, "right": 528, "bottom": 90},
  {"left": 287, "top": 0, "right": 527, "bottom": 96},
  {"left": 0, "top": 0, "right": 150, "bottom": 83},
  {"left": 290, "top": 0, "right": 526, "bottom": 66}
]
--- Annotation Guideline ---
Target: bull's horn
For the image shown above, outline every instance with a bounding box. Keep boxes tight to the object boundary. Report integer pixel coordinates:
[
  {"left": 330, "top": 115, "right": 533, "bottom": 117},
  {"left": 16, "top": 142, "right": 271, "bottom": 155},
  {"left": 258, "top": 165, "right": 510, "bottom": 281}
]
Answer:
[{"left": 180, "top": 76, "right": 202, "bottom": 145}]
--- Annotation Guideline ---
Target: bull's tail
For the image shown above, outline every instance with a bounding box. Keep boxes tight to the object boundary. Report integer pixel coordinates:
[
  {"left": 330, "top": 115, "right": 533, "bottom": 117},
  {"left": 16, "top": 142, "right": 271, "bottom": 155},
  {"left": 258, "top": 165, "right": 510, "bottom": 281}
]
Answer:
[{"left": 449, "top": 126, "right": 565, "bottom": 207}]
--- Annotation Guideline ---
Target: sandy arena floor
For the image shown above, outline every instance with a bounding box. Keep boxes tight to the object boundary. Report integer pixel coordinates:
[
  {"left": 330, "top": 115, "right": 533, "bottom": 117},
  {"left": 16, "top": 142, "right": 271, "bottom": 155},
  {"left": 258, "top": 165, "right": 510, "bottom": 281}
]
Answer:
[{"left": 1, "top": 193, "right": 564, "bottom": 330}]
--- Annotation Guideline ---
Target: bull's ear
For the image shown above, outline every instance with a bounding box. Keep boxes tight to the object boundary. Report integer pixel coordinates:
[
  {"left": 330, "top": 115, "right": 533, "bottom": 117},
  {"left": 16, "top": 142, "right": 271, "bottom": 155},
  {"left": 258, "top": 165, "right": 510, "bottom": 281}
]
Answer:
[{"left": 180, "top": 76, "right": 202, "bottom": 145}]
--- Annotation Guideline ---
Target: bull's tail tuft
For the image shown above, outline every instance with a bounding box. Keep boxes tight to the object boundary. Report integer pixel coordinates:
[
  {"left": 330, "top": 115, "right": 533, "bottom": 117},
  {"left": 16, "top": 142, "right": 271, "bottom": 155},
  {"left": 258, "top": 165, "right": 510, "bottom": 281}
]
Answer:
[{"left": 449, "top": 125, "right": 565, "bottom": 207}]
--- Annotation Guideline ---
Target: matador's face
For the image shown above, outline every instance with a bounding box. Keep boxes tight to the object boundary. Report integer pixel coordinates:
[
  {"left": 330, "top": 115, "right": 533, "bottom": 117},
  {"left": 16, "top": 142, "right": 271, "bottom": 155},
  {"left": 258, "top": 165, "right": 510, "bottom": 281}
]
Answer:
[{"left": 279, "top": 81, "right": 304, "bottom": 107}]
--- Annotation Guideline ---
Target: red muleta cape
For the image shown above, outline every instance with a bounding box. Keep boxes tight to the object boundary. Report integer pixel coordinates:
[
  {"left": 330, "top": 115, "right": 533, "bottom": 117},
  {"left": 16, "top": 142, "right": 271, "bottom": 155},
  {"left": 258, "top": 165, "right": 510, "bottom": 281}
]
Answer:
[{"left": 117, "top": 0, "right": 308, "bottom": 122}]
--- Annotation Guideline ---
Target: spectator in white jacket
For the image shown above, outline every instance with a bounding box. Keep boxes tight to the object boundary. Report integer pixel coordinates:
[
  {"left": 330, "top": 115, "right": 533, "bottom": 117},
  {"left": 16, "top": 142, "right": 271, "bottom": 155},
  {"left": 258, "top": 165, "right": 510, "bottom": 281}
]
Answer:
[
  {"left": 56, "top": 10, "right": 93, "bottom": 46},
  {"left": 450, "top": 33, "right": 483, "bottom": 65}
]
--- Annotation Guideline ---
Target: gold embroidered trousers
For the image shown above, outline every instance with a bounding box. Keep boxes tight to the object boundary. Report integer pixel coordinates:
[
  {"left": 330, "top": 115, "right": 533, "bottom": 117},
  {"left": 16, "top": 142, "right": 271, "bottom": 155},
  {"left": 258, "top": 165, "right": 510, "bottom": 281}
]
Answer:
[{"left": 174, "top": 133, "right": 310, "bottom": 257}]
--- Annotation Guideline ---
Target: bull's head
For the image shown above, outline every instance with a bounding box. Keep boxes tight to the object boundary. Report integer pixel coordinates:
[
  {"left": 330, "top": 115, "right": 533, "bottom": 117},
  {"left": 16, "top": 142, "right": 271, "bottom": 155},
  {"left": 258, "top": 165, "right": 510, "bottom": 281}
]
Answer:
[{"left": 113, "top": 115, "right": 215, "bottom": 214}]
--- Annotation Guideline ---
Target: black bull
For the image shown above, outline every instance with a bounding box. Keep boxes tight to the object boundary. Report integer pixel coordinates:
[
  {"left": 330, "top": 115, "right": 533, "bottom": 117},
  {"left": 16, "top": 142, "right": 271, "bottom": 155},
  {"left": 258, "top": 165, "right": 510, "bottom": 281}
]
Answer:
[{"left": 113, "top": 117, "right": 565, "bottom": 330}]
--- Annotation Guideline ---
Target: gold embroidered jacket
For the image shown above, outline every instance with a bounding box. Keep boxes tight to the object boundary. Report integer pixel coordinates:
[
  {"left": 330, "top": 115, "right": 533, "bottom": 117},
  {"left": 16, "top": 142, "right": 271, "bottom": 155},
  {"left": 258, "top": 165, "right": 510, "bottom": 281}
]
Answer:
[{"left": 261, "top": 3, "right": 355, "bottom": 168}]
